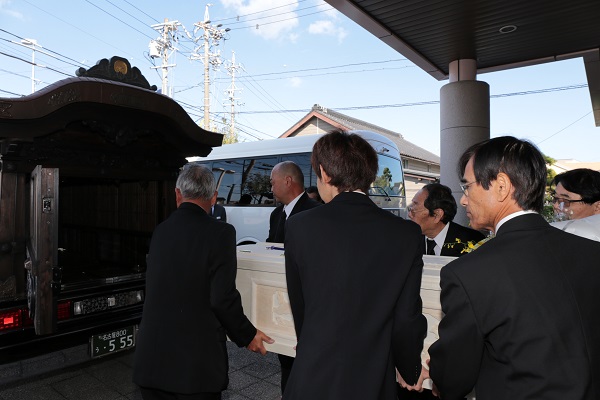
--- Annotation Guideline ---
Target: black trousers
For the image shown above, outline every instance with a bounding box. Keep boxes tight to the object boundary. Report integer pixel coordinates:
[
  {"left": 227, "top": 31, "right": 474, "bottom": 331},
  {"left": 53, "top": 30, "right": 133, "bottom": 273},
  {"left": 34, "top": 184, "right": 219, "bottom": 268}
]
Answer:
[
  {"left": 140, "top": 387, "right": 221, "bottom": 400},
  {"left": 278, "top": 354, "right": 294, "bottom": 394}
]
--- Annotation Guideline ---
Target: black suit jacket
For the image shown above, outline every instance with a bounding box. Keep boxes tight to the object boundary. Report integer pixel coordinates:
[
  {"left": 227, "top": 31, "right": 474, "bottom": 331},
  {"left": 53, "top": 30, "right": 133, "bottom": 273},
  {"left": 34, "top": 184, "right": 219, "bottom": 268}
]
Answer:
[
  {"left": 283, "top": 192, "right": 427, "bottom": 400},
  {"left": 133, "top": 202, "right": 255, "bottom": 394},
  {"left": 210, "top": 203, "right": 227, "bottom": 222},
  {"left": 429, "top": 213, "right": 600, "bottom": 400},
  {"left": 439, "top": 221, "right": 486, "bottom": 257},
  {"left": 266, "top": 192, "right": 320, "bottom": 243}
]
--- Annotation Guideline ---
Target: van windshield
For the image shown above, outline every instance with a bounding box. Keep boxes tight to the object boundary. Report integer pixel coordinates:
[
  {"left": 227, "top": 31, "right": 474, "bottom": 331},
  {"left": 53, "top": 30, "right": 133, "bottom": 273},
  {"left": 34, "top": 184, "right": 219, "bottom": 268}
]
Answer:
[{"left": 372, "top": 154, "right": 404, "bottom": 197}]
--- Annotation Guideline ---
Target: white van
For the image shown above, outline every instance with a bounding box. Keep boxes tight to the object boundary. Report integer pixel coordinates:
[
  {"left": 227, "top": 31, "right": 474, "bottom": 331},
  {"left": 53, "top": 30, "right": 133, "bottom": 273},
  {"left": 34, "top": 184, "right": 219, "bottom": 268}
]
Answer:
[{"left": 189, "top": 130, "right": 406, "bottom": 245}]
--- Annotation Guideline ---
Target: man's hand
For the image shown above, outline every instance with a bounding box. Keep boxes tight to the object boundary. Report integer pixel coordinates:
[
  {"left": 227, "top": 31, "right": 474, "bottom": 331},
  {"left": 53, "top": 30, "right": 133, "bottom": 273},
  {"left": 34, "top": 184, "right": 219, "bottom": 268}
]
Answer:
[
  {"left": 246, "top": 329, "right": 274, "bottom": 355},
  {"left": 397, "top": 365, "right": 430, "bottom": 392}
]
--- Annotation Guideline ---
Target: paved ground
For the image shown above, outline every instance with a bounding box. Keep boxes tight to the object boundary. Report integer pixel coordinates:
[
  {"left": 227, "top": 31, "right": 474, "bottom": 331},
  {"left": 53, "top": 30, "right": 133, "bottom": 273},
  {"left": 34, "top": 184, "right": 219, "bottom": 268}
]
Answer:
[{"left": 0, "top": 342, "right": 282, "bottom": 400}]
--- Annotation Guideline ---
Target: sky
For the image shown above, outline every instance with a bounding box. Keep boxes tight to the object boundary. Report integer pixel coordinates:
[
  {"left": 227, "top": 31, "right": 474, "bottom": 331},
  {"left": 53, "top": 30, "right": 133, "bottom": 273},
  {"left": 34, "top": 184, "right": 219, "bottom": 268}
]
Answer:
[{"left": 1, "top": 0, "right": 599, "bottom": 162}]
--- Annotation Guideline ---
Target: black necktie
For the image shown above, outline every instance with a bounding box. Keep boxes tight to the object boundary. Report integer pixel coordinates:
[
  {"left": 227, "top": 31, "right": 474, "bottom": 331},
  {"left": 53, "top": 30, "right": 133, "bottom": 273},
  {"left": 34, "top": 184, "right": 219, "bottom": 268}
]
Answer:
[
  {"left": 426, "top": 239, "right": 436, "bottom": 255},
  {"left": 274, "top": 211, "right": 286, "bottom": 243}
]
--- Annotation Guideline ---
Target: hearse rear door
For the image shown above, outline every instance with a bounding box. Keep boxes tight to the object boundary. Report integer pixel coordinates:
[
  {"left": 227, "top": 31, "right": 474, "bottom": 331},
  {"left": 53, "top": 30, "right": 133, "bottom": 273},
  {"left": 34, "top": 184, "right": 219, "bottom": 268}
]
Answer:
[{"left": 25, "top": 165, "right": 59, "bottom": 335}]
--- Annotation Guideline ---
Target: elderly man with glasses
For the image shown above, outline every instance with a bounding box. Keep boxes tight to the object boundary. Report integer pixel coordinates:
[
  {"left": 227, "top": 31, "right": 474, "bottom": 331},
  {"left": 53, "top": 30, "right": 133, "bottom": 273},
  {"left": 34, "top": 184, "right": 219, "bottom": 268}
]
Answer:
[
  {"left": 407, "top": 183, "right": 485, "bottom": 257},
  {"left": 423, "top": 137, "right": 600, "bottom": 400},
  {"left": 550, "top": 168, "right": 600, "bottom": 241}
]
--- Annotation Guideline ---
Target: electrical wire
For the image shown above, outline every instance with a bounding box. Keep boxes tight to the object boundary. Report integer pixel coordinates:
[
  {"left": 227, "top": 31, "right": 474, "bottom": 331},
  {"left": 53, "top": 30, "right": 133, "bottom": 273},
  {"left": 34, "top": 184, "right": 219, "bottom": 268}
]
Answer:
[
  {"left": 219, "top": 4, "right": 323, "bottom": 26},
  {"left": 227, "top": 8, "right": 335, "bottom": 31},
  {"left": 82, "top": 0, "right": 155, "bottom": 40},
  {"left": 21, "top": 0, "right": 137, "bottom": 61},
  {"left": 122, "top": 0, "right": 160, "bottom": 23},
  {"left": 234, "top": 84, "right": 589, "bottom": 114},
  {"left": 212, "top": 0, "right": 310, "bottom": 23},
  {"left": 536, "top": 111, "right": 593, "bottom": 145},
  {"left": 0, "top": 88, "right": 25, "bottom": 97},
  {"left": 0, "top": 51, "right": 72, "bottom": 76}
]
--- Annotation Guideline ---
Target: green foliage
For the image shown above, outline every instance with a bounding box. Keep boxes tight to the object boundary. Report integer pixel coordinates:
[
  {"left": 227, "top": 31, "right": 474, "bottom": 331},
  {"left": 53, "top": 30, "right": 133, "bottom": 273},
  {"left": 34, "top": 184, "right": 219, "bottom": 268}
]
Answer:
[
  {"left": 373, "top": 167, "right": 393, "bottom": 192},
  {"left": 542, "top": 154, "right": 557, "bottom": 221},
  {"left": 218, "top": 116, "right": 239, "bottom": 145}
]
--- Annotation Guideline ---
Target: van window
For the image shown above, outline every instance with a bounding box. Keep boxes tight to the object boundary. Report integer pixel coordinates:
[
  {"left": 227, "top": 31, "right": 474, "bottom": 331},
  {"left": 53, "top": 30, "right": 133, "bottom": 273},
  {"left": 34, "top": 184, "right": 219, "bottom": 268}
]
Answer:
[
  {"left": 375, "top": 154, "right": 405, "bottom": 197},
  {"left": 210, "top": 157, "right": 277, "bottom": 205}
]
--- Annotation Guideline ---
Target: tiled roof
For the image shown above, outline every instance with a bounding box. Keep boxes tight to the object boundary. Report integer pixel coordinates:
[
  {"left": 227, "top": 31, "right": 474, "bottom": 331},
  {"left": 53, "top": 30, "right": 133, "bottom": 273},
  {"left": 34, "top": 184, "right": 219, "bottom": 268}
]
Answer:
[{"left": 310, "top": 105, "right": 440, "bottom": 164}]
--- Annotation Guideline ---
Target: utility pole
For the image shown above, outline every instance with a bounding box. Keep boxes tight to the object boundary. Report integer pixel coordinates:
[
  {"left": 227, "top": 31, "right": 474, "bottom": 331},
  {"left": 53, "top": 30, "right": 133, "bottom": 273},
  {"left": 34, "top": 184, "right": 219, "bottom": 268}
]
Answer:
[
  {"left": 190, "top": 4, "right": 230, "bottom": 130},
  {"left": 149, "top": 18, "right": 180, "bottom": 97},
  {"left": 224, "top": 51, "right": 243, "bottom": 137}
]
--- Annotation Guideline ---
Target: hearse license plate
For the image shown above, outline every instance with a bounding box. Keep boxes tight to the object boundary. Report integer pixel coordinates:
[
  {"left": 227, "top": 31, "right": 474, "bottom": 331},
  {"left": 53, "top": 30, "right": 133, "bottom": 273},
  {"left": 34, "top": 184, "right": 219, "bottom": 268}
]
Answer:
[{"left": 91, "top": 325, "right": 137, "bottom": 358}]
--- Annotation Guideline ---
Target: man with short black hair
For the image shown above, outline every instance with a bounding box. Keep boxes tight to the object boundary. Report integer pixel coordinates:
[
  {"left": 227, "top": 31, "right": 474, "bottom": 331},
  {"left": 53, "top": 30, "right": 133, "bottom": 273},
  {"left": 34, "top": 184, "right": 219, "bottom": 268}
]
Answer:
[
  {"left": 427, "top": 137, "right": 600, "bottom": 399},
  {"left": 408, "top": 183, "right": 485, "bottom": 257}
]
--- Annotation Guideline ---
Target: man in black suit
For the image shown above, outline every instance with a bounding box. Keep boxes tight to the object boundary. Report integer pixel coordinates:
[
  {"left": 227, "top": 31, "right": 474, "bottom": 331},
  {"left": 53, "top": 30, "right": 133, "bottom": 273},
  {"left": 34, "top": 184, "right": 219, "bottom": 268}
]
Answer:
[
  {"left": 283, "top": 129, "right": 427, "bottom": 399},
  {"left": 267, "top": 161, "right": 320, "bottom": 243},
  {"left": 133, "top": 163, "right": 273, "bottom": 400},
  {"left": 408, "top": 183, "right": 485, "bottom": 257},
  {"left": 426, "top": 137, "right": 600, "bottom": 399},
  {"left": 265, "top": 160, "right": 320, "bottom": 394}
]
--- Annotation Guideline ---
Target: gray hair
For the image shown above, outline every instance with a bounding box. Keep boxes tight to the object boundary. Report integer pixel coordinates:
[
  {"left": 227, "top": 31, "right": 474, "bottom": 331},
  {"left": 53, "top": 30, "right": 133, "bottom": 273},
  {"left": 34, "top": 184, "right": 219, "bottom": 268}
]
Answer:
[{"left": 176, "top": 163, "right": 215, "bottom": 201}]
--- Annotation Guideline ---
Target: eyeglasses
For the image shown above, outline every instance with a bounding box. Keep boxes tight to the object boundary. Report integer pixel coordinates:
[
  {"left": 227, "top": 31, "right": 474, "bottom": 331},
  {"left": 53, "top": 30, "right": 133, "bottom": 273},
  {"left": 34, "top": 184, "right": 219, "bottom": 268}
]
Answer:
[
  {"left": 459, "top": 181, "right": 477, "bottom": 196},
  {"left": 551, "top": 196, "right": 585, "bottom": 208}
]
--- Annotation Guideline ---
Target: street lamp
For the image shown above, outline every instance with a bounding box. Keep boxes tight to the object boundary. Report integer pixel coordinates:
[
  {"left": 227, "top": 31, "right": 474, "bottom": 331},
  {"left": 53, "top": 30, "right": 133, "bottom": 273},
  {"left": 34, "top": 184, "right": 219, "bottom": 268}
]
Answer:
[{"left": 21, "top": 38, "right": 38, "bottom": 94}]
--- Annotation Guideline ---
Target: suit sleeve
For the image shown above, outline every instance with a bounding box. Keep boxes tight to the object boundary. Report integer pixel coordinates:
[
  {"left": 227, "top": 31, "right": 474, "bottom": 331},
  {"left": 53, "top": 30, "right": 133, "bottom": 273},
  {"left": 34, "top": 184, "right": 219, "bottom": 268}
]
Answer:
[
  {"left": 266, "top": 208, "right": 279, "bottom": 242},
  {"left": 209, "top": 223, "right": 256, "bottom": 347},
  {"left": 428, "top": 265, "right": 483, "bottom": 398},
  {"left": 392, "top": 240, "right": 428, "bottom": 385},
  {"left": 284, "top": 221, "right": 305, "bottom": 339}
]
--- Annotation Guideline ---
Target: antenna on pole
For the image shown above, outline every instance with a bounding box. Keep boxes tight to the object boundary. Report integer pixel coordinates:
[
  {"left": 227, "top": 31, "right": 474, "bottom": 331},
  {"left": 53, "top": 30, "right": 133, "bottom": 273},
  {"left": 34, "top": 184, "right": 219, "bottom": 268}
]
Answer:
[{"left": 149, "top": 18, "right": 181, "bottom": 97}]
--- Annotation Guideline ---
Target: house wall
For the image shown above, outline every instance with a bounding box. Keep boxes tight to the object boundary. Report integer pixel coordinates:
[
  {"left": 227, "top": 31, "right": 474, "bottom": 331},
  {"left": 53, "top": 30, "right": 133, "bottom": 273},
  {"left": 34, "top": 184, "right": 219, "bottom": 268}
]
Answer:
[{"left": 293, "top": 120, "right": 338, "bottom": 136}]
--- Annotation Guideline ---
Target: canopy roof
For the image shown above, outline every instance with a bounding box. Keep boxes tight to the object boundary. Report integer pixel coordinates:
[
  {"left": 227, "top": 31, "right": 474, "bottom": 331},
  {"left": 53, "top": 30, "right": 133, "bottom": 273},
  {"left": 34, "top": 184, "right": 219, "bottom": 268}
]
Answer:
[{"left": 326, "top": 0, "right": 600, "bottom": 124}]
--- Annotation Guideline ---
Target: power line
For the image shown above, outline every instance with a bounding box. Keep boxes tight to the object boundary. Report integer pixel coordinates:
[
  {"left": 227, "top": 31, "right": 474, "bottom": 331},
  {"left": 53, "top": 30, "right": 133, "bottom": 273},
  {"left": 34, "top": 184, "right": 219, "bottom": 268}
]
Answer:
[
  {"left": 0, "top": 51, "right": 72, "bottom": 76},
  {"left": 101, "top": 0, "right": 154, "bottom": 29},
  {"left": 218, "top": 65, "right": 414, "bottom": 83},
  {"left": 0, "top": 88, "right": 24, "bottom": 97},
  {"left": 536, "top": 111, "right": 593, "bottom": 145},
  {"left": 235, "top": 84, "right": 589, "bottom": 114},
  {"left": 220, "top": 4, "right": 323, "bottom": 26},
  {"left": 122, "top": 0, "right": 160, "bottom": 23},
  {"left": 217, "top": 59, "right": 409, "bottom": 79},
  {"left": 212, "top": 0, "right": 310, "bottom": 23},
  {"left": 21, "top": 0, "right": 137, "bottom": 61},
  {"left": 227, "top": 8, "right": 335, "bottom": 31},
  {"left": 83, "top": 0, "right": 154, "bottom": 40},
  {"left": 0, "top": 28, "right": 90, "bottom": 68},
  {"left": 0, "top": 68, "right": 30, "bottom": 80}
]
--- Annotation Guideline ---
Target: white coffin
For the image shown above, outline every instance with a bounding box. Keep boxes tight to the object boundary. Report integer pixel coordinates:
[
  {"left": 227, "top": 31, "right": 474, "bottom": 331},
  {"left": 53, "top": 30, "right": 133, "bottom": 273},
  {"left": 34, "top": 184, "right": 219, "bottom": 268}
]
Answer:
[{"left": 235, "top": 242, "right": 454, "bottom": 361}]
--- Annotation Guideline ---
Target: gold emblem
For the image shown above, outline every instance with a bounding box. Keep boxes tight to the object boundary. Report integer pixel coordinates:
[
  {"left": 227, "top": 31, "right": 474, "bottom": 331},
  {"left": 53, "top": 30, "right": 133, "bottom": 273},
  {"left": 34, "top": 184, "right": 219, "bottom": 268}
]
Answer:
[{"left": 114, "top": 60, "right": 128, "bottom": 75}]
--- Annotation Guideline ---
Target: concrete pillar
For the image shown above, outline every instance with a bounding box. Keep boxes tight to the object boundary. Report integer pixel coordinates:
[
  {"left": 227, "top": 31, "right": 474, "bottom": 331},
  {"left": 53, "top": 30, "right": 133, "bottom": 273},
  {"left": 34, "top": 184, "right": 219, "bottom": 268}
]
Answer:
[{"left": 440, "top": 59, "right": 490, "bottom": 226}]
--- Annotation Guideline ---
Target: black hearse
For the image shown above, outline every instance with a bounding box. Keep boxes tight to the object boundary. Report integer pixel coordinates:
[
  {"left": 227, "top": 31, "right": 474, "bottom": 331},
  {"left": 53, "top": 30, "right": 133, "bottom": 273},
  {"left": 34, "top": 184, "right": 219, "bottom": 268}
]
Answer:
[{"left": 0, "top": 56, "right": 221, "bottom": 362}]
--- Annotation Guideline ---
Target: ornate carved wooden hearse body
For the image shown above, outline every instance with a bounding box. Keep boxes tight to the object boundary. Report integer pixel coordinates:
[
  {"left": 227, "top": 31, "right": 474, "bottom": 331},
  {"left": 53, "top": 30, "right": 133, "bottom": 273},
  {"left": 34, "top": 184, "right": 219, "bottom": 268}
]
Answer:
[{"left": 0, "top": 57, "right": 221, "bottom": 361}]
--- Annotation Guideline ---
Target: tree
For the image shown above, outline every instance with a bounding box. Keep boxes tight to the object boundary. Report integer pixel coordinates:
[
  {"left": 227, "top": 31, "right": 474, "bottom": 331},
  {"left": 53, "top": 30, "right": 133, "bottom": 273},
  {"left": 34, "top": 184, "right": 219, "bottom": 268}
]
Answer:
[
  {"left": 542, "top": 154, "right": 557, "bottom": 221},
  {"left": 219, "top": 117, "right": 239, "bottom": 145},
  {"left": 373, "top": 167, "right": 393, "bottom": 192}
]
